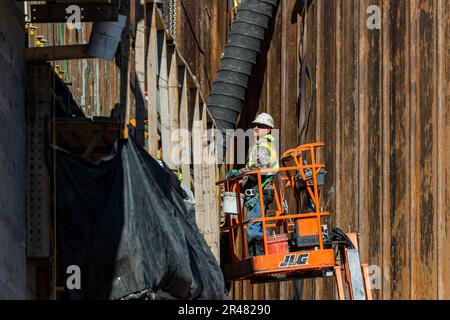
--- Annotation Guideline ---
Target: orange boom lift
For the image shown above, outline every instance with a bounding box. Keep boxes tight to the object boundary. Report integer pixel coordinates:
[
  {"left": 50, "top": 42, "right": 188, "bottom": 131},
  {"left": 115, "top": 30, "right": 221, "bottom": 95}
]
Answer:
[{"left": 218, "top": 142, "right": 372, "bottom": 300}]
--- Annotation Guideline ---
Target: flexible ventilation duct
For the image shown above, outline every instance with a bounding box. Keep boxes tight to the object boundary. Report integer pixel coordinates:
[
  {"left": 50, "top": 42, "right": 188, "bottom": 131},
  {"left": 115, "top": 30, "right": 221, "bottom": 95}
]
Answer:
[{"left": 207, "top": 0, "right": 279, "bottom": 136}]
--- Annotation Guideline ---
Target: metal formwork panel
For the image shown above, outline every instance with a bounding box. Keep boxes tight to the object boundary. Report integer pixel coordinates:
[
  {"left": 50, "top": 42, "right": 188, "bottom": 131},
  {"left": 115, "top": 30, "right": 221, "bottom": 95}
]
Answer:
[
  {"left": 26, "top": 64, "right": 51, "bottom": 258},
  {"left": 347, "top": 249, "right": 367, "bottom": 300}
]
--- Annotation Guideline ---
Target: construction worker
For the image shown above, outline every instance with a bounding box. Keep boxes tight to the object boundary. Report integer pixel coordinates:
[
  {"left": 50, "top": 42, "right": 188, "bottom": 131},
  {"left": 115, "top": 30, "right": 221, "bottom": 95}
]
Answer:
[
  {"left": 129, "top": 118, "right": 149, "bottom": 139},
  {"left": 227, "top": 113, "right": 279, "bottom": 256}
]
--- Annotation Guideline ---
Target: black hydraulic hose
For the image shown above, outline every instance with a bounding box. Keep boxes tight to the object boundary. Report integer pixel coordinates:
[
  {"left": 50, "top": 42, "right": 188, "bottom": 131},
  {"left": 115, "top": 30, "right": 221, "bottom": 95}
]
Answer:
[
  {"left": 331, "top": 228, "right": 357, "bottom": 250},
  {"left": 207, "top": 0, "right": 279, "bottom": 145}
]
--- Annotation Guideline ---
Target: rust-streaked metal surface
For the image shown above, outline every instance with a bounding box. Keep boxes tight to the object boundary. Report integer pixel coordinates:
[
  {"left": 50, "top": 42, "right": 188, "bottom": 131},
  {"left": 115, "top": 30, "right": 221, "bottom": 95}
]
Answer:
[{"left": 234, "top": 0, "right": 450, "bottom": 300}]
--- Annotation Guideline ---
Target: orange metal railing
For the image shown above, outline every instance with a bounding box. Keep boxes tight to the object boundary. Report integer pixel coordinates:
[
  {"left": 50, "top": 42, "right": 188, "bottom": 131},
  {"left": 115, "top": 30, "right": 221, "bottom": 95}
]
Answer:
[{"left": 218, "top": 142, "right": 329, "bottom": 263}]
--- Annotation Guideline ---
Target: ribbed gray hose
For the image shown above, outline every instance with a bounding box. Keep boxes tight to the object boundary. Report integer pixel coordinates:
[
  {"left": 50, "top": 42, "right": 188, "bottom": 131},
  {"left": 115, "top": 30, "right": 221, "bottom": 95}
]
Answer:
[{"left": 207, "top": 0, "right": 279, "bottom": 136}]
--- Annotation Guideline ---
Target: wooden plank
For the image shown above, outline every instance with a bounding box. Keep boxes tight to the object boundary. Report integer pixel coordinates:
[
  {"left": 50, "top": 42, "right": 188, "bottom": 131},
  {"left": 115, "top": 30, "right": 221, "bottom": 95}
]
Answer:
[
  {"left": 147, "top": 3, "right": 159, "bottom": 157},
  {"left": 210, "top": 0, "right": 220, "bottom": 83},
  {"left": 358, "top": 0, "right": 369, "bottom": 278},
  {"left": 193, "top": 90, "right": 205, "bottom": 233},
  {"left": 303, "top": 0, "right": 317, "bottom": 147},
  {"left": 252, "top": 283, "right": 261, "bottom": 300},
  {"left": 120, "top": 7, "right": 132, "bottom": 138},
  {"left": 207, "top": 122, "right": 220, "bottom": 261},
  {"left": 153, "top": 2, "right": 166, "bottom": 31},
  {"left": 127, "top": 20, "right": 136, "bottom": 138},
  {"left": 266, "top": 3, "right": 281, "bottom": 130},
  {"left": 436, "top": 0, "right": 444, "bottom": 300},
  {"left": 413, "top": 0, "right": 438, "bottom": 300},
  {"left": 381, "top": 0, "right": 392, "bottom": 300},
  {"left": 202, "top": 0, "right": 212, "bottom": 97},
  {"left": 360, "top": 0, "right": 383, "bottom": 301},
  {"left": 179, "top": 66, "right": 192, "bottom": 189},
  {"left": 315, "top": 0, "right": 338, "bottom": 301},
  {"left": 281, "top": 0, "right": 298, "bottom": 174},
  {"left": 167, "top": 43, "right": 180, "bottom": 168},
  {"left": 333, "top": 6, "right": 343, "bottom": 301},
  {"left": 437, "top": 0, "right": 450, "bottom": 300},
  {"left": 135, "top": 0, "right": 147, "bottom": 147},
  {"left": 158, "top": 30, "right": 172, "bottom": 166},
  {"left": 336, "top": 0, "right": 359, "bottom": 239},
  {"left": 242, "top": 280, "right": 252, "bottom": 300},
  {"left": 278, "top": 0, "right": 298, "bottom": 300},
  {"left": 235, "top": 280, "right": 243, "bottom": 300},
  {"left": 201, "top": 121, "right": 210, "bottom": 249},
  {"left": 296, "top": 0, "right": 314, "bottom": 300},
  {"left": 210, "top": 0, "right": 227, "bottom": 83},
  {"left": 176, "top": 0, "right": 202, "bottom": 93},
  {"left": 387, "top": 0, "right": 412, "bottom": 300},
  {"left": 200, "top": 107, "right": 216, "bottom": 257},
  {"left": 305, "top": 0, "right": 322, "bottom": 301},
  {"left": 25, "top": 45, "right": 93, "bottom": 61},
  {"left": 410, "top": 0, "right": 420, "bottom": 300},
  {"left": 263, "top": 2, "right": 282, "bottom": 301}
]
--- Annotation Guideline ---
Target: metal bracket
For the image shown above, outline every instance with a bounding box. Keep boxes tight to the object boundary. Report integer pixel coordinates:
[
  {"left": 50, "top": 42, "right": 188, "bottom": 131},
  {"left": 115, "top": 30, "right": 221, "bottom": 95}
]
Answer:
[{"left": 27, "top": 64, "right": 52, "bottom": 258}]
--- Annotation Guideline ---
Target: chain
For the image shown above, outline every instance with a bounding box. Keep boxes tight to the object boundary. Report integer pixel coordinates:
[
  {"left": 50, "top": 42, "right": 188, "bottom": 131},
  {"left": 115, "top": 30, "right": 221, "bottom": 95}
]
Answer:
[{"left": 169, "top": 0, "right": 177, "bottom": 40}]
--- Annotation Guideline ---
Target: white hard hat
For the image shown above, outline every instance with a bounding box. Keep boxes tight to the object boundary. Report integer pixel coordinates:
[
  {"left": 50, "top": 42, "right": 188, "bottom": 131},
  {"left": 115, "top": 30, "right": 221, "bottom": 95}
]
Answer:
[{"left": 252, "top": 113, "right": 274, "bottom": 129}]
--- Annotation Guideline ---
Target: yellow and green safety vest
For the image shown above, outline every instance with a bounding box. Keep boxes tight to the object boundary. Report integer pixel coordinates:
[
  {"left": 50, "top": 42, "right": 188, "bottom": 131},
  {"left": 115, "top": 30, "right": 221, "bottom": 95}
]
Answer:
[{"left": 247, "top": 134, "right": 279, "bottom": 175}]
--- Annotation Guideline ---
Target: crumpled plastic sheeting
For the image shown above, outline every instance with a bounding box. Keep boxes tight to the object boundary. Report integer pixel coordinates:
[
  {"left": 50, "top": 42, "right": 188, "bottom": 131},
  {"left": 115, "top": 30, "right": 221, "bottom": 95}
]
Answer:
[{"left": 56, "top": 138, "right": 227, "bottom": 300}]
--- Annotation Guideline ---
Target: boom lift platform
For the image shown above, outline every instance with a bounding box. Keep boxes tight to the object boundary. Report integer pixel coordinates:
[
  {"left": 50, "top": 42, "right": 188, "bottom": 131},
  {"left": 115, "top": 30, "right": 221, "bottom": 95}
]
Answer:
[{"left": 218, "top": 142, "right": 372, "bottom": 300}]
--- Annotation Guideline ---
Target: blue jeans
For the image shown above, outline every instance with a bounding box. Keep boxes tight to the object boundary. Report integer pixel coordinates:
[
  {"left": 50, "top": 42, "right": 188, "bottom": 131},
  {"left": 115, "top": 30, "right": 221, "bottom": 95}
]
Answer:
[
  {"left": 247, "top": 199, "right": 273, "bottom": 257},
  {"left": 247, "top": 196, "right": 273, "bottom": 238},
  {"left": 247, "top": 199, "right": 264, "bottom": 240},
  {"left": 246, "top": 186, "right": 274, "bottom": 256}
]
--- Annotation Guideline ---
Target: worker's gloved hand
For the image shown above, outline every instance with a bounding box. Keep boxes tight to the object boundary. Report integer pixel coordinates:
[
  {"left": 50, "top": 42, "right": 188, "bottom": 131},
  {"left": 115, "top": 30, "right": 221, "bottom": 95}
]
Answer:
[
  {"left": 226, "top": 169, "right": 241, "bottom": 179},
  {"left": 244, "top": 194, "right": 259, "bottom": 210}
]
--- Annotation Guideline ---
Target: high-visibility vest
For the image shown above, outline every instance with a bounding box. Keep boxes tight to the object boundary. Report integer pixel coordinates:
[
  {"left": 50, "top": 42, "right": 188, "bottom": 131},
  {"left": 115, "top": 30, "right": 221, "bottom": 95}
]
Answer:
[
  {"left": 129, "top": 118, "right": 149, "bottom": 138},
  {"left": 247, "top": 134, "right": 279, "bottom": 174}
]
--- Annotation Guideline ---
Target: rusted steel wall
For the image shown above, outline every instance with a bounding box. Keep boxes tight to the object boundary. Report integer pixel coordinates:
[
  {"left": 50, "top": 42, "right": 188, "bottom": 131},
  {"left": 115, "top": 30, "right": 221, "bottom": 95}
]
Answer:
[{"left": 234, "top": 0, "right": 450, "bottom": 300}]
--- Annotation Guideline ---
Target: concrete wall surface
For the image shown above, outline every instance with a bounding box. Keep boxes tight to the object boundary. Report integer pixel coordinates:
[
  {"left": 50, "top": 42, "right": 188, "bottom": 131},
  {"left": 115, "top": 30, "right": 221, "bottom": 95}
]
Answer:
[{"left": 0, "top": 0, "right": 26, "bottom": 300}]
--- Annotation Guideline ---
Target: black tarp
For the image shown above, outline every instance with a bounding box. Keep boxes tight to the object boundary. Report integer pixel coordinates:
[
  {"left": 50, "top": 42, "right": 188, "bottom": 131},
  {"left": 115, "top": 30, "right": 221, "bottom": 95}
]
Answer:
[{"left": 56, "top": 138, "right": 227, "bottom": 300}]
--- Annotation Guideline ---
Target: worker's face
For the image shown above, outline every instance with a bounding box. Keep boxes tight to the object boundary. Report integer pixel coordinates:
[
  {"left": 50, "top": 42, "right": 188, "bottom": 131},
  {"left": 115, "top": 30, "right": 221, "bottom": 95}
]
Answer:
[{"left": 253, "top": 125, "right": 271, "bottom": 138}]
